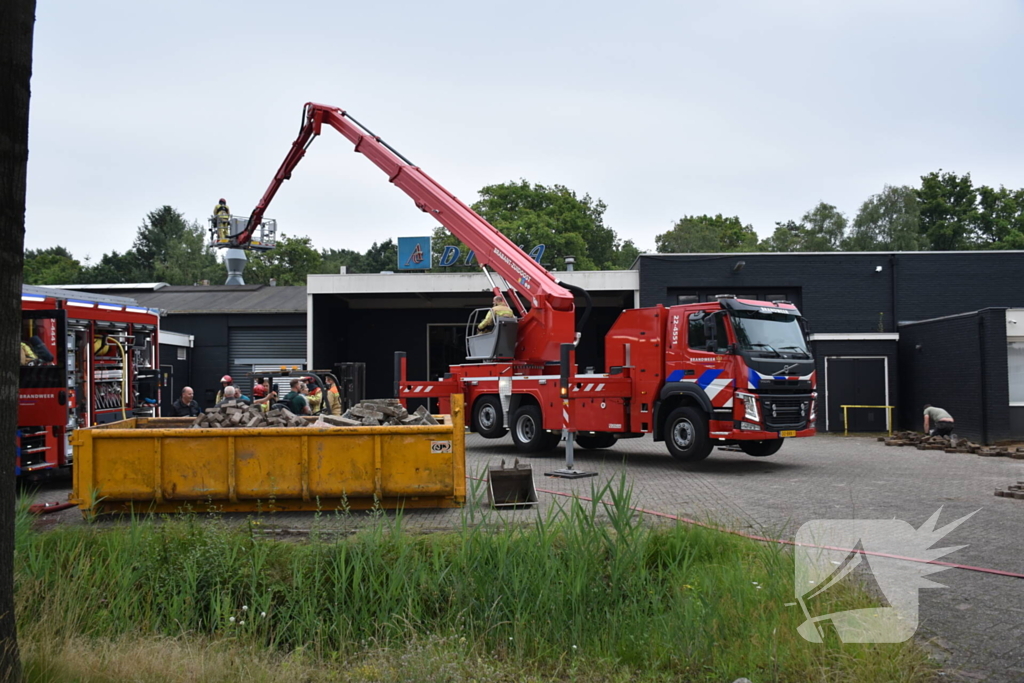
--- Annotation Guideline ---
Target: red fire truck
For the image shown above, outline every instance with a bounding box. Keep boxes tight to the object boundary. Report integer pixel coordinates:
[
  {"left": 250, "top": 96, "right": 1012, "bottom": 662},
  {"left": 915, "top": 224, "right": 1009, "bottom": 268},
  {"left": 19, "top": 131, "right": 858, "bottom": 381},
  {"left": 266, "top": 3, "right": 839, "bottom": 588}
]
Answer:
[
  {"left": 237, "top": 103, "right": 816, "bottom": 461},
  {"left": 18, "top": 285, "right": 161, "bottom": 477}
]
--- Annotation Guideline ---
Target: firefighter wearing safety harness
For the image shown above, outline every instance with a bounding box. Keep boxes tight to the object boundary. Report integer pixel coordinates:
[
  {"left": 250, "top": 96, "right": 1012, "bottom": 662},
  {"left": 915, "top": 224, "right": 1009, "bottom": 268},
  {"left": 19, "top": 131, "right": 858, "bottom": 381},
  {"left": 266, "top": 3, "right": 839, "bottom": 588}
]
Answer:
[
  {"left": 478, "top": 295, "right": 514, "bottom": 332},
  {"left": 214, "top": 198, "right": 231, "bottom": 242}
]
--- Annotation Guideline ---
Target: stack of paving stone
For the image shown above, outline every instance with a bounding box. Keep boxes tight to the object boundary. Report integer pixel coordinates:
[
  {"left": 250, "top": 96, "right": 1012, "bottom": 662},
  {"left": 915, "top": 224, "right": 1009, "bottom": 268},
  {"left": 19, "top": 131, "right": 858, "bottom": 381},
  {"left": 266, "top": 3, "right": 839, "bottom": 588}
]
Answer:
[
  {"left": 317, "top": 399, "right": 441, "bottom": 427},
  {"left": 881, "top": 431, "right": 1024, "bottom": 458},
  {"left": 995, "top": 482, "right": 1024, "bottom": 499},
  {"left": 191, "top": 400, "right": 308, "bottom": 429}
]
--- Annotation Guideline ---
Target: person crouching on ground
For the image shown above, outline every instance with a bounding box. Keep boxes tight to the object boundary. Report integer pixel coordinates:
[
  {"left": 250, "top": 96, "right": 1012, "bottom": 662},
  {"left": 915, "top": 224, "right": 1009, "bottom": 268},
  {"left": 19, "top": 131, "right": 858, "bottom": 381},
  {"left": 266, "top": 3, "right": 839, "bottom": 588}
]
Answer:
[{"left": 923, "top": 404, "right": 955, "bottom": 437}]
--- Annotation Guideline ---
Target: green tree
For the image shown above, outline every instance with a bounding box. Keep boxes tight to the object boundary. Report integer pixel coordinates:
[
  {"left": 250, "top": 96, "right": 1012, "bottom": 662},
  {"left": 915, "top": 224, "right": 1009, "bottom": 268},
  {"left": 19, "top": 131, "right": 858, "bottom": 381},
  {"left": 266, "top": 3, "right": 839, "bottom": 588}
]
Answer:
[
  {"left": 976, "top": 185, "right": 1024, "bottom": 249},
  {"left": 246, "top": 233, "right": 323, "bottom": 285},
  {"left": 655, "top": 214, "right": 758, "bottom": 253},
  {"left": 758, "top": 220, "right": 804, "bottom": 252},
  {"left": 360, "top": 239, "right": 399, "bottom": 274},
  {"left": 917, "top": 170, "right": 978, "bottom": 250},
  {"left": 132, "top": 205, "right": 220, "bottom": 284},
  {"left": 0, "top": 0, "right": 34, "bottom": 678},
  {"left": 611, "top": 239, "right": 641, "bottom": 269},
  {"left": 800, "top": 202, "right": 848, "bottom": 251},
  {"left": 844, "top": 185, "right": 924, "bottom": 251},
  {"left": 320, "top": 247, "right": 365, "bottom": 274},
  {"left": 79, "top": 250, "right": 147, "bottom": 284},
  {"left": 432, "top": 180, "right": 627, "bottom": 271},
  {"left": 759, "top": 203, "right": 847, "bottom": 252},
  {"left": 24, "top": 246, "right": 82, "bottom": 284}
]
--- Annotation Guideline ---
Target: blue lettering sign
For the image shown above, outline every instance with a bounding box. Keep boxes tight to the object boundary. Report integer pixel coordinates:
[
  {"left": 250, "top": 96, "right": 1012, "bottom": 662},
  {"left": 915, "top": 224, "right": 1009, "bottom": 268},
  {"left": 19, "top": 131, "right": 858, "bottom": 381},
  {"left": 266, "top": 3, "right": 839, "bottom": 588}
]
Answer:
[
  {"left": 528, "top": 244, "right": 546, "bottom": 263},
  {"left": 438, "top": 245, "right": 460, "bottom": 267}
]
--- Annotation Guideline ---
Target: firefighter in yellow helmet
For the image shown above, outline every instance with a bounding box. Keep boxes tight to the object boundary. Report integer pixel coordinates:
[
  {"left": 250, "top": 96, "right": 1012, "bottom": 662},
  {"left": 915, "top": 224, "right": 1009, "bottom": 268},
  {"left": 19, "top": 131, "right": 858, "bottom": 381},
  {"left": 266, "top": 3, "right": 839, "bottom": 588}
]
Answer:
[
  {"left": 214, "top": 198, "right": 231, "bottom": 242},
  {"left": 478, "top": 295, "right": 514, "bottom": 332}
]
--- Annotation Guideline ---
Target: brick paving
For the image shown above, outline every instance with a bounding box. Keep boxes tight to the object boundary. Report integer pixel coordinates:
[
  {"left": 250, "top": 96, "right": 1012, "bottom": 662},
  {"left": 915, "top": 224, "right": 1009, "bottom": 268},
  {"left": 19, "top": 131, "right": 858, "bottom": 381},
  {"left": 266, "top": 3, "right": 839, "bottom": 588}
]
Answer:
[{"left": 26, "top": 432, "right": 1024, "bottom": 680}]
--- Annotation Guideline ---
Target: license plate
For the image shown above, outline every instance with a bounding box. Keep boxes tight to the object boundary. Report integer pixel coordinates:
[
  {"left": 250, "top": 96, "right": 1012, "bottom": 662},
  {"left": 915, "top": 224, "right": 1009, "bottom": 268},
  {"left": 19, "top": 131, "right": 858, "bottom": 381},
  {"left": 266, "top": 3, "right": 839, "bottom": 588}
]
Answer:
[{"left": 780, "top": 430, "right": 796, "bottom": 437}]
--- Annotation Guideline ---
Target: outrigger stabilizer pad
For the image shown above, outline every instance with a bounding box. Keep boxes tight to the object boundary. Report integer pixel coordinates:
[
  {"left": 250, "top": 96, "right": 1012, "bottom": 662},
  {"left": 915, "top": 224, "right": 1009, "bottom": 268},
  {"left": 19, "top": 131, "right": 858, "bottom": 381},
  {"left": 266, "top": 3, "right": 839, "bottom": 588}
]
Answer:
[{"left": 544, "top": 469, "right": 598, "bottom": 480}]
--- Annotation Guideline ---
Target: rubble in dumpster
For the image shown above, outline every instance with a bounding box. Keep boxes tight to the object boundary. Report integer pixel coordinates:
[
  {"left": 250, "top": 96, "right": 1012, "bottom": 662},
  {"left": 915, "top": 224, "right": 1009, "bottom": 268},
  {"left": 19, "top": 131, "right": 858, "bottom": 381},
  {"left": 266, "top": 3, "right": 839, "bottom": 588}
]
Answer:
[
  {"left": 326, "top": 399, "right": 440, "bottom": 427},
  {"left": 192, "top": 401, "right": 308, "bottom": 428},
  {"left": 190, "top": 398, "right": 440, "bottom": 429}
]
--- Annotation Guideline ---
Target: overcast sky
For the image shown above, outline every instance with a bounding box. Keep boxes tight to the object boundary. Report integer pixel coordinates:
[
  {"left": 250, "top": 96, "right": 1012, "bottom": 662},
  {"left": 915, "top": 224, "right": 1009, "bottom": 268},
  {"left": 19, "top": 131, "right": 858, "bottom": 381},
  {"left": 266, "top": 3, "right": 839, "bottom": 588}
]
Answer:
[{"left": 25, "top": 0, "right": 1024, "bottom": 262}]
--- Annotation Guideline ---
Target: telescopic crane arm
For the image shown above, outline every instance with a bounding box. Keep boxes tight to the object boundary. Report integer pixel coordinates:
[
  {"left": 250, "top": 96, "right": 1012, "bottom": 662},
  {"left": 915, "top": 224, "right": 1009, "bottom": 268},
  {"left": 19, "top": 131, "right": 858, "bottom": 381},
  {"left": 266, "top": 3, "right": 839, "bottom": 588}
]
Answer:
[{"left": 237, "top": 102, "right": 579, "bottom": 363}]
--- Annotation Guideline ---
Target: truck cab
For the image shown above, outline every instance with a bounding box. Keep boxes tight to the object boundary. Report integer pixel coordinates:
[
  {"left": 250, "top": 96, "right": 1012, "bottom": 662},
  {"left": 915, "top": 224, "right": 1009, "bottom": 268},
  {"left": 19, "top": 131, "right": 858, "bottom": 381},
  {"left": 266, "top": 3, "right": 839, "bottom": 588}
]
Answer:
[{"left": 655, "top": 295, "right": 816, "bottom": 461}]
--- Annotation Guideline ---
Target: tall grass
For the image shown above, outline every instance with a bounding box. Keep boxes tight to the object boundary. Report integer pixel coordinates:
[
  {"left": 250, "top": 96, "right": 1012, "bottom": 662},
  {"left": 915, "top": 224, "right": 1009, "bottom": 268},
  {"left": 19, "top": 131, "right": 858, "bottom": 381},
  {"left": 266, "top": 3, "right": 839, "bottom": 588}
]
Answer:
[{"left": 15, "top": 477, "right": 934, "bottom": 682}]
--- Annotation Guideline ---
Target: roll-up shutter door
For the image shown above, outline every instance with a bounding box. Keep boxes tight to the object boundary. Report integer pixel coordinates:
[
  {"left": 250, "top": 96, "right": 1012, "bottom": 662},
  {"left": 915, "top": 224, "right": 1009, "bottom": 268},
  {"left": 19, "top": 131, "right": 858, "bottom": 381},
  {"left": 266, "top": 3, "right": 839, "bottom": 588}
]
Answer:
[{"left": 229, "top": 327, "right": 306, "bottom": 397}]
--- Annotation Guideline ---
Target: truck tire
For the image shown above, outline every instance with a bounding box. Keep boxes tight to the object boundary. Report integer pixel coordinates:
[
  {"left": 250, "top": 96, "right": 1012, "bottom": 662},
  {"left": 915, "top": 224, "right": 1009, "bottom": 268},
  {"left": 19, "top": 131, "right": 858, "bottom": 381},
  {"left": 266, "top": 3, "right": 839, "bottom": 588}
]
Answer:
[
  {"left": 576, "top": 432, "right": 617, "bottom": 449},
  {"left": 739, "top": 439, "right": 784, "bottom": 457},
  {"left": 511, "top": 405, "right": 558, "bottom": 453},
  {"left": 664, "top": 406, "right": 713, "bottom": 462},
  {"left": 472, "top": 395, "right": 507, "bottom": 439}
]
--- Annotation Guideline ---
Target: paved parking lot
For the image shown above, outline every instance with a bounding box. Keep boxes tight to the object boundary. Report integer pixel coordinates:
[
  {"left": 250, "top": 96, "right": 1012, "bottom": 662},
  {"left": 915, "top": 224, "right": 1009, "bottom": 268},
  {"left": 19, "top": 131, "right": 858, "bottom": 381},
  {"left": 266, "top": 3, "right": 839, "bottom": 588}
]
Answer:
[{"left": 26, "top": 433, "right": 1024, "bottom": 681}]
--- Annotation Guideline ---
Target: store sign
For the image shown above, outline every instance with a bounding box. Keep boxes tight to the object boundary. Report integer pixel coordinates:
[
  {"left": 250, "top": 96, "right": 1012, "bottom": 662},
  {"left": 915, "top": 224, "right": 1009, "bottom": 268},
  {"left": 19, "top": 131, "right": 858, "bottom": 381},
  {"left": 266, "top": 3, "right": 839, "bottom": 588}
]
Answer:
[
  {"left": 398, "top": 238, "right": 547, "bottom": 270},
  {"left": 397, "top": 236, "right": 431, "bottom": 270},
  {"left": 438, "top": 244, "right": 545, "bottom": 267}
]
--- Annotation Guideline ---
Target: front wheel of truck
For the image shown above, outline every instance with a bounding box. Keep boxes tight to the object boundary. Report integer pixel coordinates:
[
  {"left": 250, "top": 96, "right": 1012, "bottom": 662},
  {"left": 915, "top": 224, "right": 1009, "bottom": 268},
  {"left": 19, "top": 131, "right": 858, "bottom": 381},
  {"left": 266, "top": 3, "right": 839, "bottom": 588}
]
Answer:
[{"left": 664, "top": 406, "right": 713, "bottom": 462}]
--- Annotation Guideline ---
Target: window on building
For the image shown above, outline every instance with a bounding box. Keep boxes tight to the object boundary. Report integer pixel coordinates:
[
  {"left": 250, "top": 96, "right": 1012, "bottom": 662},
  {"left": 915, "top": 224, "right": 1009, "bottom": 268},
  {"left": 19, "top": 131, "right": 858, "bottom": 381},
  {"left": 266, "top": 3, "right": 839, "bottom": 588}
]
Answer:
[
  {"left": 676, "top": 293, "right": 699, "bottom": 305},
  {"left": 1009, "top": 342, "right": 1024, "bottom": 405}
]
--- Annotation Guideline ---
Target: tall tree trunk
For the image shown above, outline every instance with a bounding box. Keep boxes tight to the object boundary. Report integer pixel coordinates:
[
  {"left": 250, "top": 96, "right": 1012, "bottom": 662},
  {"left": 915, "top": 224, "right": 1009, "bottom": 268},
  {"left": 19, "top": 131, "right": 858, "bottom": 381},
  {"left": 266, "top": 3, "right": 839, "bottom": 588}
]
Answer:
[{"left": 0, "top": 0, "right": 36, "bottom": 680}]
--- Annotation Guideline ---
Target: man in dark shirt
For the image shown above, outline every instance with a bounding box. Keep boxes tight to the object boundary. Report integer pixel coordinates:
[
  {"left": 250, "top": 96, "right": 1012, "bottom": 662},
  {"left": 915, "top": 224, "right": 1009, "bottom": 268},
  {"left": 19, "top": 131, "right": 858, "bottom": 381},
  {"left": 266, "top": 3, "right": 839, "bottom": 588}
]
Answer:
[{"left": 172, "top": 386, "right": 201, "bottom": 417}]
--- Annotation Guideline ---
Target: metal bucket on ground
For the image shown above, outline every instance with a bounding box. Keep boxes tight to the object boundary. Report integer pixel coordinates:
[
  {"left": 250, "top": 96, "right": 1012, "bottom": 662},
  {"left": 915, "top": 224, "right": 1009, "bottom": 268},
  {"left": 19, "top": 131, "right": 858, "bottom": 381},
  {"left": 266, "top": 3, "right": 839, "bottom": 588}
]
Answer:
[{"left": 486, "top": 459, "right": 538, "bottom": 508}]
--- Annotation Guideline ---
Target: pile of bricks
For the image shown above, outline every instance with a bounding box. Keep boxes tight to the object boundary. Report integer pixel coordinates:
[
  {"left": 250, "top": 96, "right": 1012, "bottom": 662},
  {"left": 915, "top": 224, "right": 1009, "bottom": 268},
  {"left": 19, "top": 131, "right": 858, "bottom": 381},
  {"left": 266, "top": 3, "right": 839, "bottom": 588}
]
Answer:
[
  {"left": 995, "top": 482, "right": 1024, "bottom": 499},
  {"left": 189, "top": 398, "right": 441, "bottom": 430},
  {"left": 881, "top": 431, "right": 1024, "bottom": 458},
  {"left": 317, "top": 399, "right": 440, "bottom": 427},
  {"left": 191, "top": 400, "right": 308, "bottom": 429}
]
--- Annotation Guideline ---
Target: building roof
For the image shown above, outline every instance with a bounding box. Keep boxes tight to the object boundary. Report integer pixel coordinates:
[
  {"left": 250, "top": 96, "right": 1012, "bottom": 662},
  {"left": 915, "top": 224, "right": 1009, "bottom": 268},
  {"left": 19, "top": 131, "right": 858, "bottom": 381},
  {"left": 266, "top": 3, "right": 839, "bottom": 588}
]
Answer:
[
  {"left": 632, "top": 249, "right": 1024, "bottom": 269},
  {"left": 119, "top": 285, "right": 306, "bottom": 315},
  {"left": 49, "top": 283, "right": 170, "bottom": 291},
  {"left": 307, "top": 270, "right": 638, "bottom": 295}
]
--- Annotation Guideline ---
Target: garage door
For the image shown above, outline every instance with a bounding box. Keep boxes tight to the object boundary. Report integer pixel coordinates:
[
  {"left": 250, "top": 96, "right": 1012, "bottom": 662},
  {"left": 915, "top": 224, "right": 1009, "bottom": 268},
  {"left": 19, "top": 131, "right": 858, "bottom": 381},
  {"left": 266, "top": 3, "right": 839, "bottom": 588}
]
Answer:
[
  {"left": 825, "top": 357, "right": 889, "bottom": 433},
  {"left": 229, "top": 327, "right": 306, "bottom": 397}
]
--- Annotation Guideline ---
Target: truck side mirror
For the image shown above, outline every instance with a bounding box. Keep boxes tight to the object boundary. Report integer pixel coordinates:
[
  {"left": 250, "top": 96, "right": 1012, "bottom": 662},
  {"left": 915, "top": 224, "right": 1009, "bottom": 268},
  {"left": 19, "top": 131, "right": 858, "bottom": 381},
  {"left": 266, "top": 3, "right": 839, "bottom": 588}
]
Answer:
[{"left": 704, "top": 314, "right": 718, "bottom": 352}]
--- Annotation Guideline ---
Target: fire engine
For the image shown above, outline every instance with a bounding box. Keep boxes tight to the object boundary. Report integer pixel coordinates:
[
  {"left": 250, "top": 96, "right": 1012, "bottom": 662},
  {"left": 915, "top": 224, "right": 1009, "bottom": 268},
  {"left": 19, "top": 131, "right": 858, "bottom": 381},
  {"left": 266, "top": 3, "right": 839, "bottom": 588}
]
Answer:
[
  {"left": 18, "top": 285, "right": 160, "bottom": 477},
  {"left": 236, "top": 102, "right": 816, "bottom": 462}
]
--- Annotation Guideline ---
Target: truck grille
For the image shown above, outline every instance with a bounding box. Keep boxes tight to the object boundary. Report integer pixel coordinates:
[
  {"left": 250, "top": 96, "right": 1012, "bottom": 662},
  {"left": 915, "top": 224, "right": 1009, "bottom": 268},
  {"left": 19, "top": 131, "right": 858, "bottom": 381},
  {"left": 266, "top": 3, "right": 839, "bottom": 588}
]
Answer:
[{"left": 759, "top": 395, "right": 810, "bottom": 430}]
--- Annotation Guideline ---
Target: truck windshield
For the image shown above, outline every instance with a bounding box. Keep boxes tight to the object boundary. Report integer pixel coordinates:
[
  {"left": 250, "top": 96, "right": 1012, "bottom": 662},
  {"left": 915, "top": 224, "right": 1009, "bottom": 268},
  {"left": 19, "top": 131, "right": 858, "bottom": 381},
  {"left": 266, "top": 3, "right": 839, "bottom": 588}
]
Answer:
[{"left": 730, "top": 310, "right": 809, "bottom": 358}]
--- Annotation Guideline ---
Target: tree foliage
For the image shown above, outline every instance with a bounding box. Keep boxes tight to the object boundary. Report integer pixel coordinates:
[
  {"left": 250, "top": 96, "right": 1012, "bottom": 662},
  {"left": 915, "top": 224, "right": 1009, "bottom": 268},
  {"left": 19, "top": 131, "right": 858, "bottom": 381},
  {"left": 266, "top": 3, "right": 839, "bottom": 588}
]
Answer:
[
  {"left": 246, "top": 233, "right": 323, "bottom": 285},
  {"left": 24, "top": 246, "right": 82, "bottom": 285},
  {"left": 655, "top": 214, "right": 758, "bottom": 253},
  {"left": 917, "top": 171, "right": 978, "bottom": 251},
  {"left": 758, "top": 203, "right": 847, "bottom": 252},
  {"left": 844, "top": 185, "right": 924, "bottom": 251},
  {"left": 432, "top": 180, "right": 636, "bottom": 271}
]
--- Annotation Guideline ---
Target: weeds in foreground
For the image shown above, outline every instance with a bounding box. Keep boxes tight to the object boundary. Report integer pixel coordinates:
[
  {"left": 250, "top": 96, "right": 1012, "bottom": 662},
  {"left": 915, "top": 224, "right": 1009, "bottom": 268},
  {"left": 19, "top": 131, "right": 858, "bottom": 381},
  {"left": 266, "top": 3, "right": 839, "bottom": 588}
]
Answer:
[{"left": 15, "top": 477, "right": 934, "bottom": 682}]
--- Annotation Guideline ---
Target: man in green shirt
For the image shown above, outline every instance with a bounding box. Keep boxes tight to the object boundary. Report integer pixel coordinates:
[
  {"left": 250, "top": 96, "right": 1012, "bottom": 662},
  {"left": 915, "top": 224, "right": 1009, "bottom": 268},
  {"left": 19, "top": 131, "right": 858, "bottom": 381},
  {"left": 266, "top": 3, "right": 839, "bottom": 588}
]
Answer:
[
  {"left": 282, "top": 378, "right": 311, "bottom": 415},
  {"left": 923, "top": 405, "right": 955, "bottom": 437}
]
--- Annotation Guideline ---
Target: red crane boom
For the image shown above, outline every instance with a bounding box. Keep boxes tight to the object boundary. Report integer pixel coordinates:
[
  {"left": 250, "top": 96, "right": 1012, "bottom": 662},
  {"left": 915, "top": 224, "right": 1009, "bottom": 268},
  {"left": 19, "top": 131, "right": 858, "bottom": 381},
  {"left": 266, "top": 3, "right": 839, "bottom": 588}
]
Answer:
[{"left": 237, "top": 102, "right": 577, "bottom": 363}]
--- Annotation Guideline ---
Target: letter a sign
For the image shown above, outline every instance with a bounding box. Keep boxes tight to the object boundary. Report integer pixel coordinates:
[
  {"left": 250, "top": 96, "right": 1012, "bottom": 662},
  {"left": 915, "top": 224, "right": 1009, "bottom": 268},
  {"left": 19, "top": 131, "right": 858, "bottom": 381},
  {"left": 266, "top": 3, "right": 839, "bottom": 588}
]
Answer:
[{"left": 397, "top": 236, "right": 432, "bottom": 270}]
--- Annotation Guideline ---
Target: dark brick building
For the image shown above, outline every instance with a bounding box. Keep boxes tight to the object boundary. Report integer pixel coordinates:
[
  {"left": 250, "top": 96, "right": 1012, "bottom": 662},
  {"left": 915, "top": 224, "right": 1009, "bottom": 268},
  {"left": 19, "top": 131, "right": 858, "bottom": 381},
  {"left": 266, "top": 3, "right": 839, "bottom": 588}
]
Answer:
[{"left": 638, "top": 251, "right": 1024, "bottom": 440}]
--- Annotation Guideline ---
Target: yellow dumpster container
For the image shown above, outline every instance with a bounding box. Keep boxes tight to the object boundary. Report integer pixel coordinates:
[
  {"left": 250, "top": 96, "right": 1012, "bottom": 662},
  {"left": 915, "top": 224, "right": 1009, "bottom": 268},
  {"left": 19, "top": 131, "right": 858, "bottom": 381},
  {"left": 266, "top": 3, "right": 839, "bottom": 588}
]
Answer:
[{"left": 71, "top": 395, "right": 466, "bottom": 515}]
